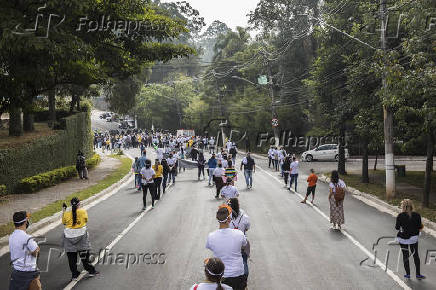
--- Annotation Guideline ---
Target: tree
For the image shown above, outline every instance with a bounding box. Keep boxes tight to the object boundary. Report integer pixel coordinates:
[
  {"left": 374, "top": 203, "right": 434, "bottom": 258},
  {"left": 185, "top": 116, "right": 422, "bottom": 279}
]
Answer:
[{"left": 0, "top": 0, "right": 195, "bottom": 136}]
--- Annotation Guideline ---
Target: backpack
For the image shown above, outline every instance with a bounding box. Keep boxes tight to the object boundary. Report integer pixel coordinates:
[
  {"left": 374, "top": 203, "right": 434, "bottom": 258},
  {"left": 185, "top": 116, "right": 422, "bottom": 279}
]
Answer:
[{"left": 334, "top": 183, "right": 345, "bottom": 205}]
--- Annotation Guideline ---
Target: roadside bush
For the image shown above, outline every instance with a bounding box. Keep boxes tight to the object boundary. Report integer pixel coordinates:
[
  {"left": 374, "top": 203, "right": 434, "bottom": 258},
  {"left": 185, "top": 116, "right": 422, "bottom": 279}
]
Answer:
[
  {"left": 17, "top": 154, "right": 101, "bottom": 194},
  {"left": 0, "top": 112, "right": 93, "bottom": 193},
  {"left": 0, "top": 185, "right": 6, "bottom": 196}
]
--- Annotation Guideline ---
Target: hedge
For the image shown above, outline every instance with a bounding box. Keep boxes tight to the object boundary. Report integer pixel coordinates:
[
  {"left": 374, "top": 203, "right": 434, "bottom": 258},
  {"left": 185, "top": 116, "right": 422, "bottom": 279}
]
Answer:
[
  {"left": 17, "top": 154, "right": 101, "bottom": 194},
  {"left": 0, "top": 185, "right": 6, "bottom": 196},
  {"left": 0, "top": 112, "right": 93, "bottom": 193}
]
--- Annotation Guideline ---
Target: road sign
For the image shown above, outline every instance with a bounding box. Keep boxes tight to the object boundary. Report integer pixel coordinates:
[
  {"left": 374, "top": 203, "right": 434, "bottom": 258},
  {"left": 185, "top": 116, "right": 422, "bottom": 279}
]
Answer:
[
  {"left": 272, "top": 118, "right": 279, "bottom": 127},
  {"left": 258, "top": 75, "right": 268, "bottom": 85}
]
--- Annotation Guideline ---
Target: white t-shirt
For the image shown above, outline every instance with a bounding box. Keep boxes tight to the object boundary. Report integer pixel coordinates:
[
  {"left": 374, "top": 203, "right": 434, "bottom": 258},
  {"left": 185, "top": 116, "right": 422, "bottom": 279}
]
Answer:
[
  {"left": 167, "top": 157, "right": 177, "bottom": 166},
  {"left": 140, "top": 167, "right": 155, "bottom": 184},
  {"left": 220, "top": 185, "right": 239, "bottom": 200},
  {"left": 206, "top": 228, "right": 247, "bottom": 278},
  {"left": 230, "top": 209, "right": 250, "bottom": 234},
  {"left": 290, "top": 161, "right": 299, "bottom": 175},
  {"left": 221, "top": 159, "right": 228, "bottom": 169},
  {"left": 329, "top": 179, "right": 346, "bottom": 193},
  {"left": 9, "top": 229, "right": 38, "bottom": 271},
  {"left": 156, "top": 148, "right": 164, "bottom": 159},
  {"left": 190, "top": 283, "right": 232, "bottom": 290},
  {"left": 268, "top": 148, "right": 274, "bottom": 157},
  {"left": 213, "top": 167, "right": 225, "bottom": 177}
]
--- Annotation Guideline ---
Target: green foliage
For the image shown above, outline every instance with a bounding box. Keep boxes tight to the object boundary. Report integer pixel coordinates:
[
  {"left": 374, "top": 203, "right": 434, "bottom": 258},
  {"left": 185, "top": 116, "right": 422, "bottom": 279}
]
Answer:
[
  {"left": 17, "top": 154, "right": 100, "bottom": 194},
  {"left": 0, "top": 184, "right": 6, "bottom": 196},
  {"left": 0, "top": 112, "right": 93, "bottom": 193}
]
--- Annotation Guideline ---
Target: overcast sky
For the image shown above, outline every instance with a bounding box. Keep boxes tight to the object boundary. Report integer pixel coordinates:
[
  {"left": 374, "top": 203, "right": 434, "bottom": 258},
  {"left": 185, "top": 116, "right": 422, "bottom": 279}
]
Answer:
[{"left": 161, "top": 0, "right": 260, "bottom": 31}]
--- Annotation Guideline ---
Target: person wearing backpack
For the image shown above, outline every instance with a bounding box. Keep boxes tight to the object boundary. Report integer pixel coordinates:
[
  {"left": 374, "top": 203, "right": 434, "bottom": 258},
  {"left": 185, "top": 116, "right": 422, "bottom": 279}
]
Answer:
[{"left": 328, "top": 170, "right": 346, "bottom": 230}]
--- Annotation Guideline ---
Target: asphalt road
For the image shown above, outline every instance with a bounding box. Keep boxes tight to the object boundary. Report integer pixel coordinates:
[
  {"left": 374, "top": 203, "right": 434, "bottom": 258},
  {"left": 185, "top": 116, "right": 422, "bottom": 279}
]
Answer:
[
  {"left": 1, "top": 147, "right": 435, "bottom": 289},
  {"left": 91, "top": 110, "right": 120, "bottom": 132}
]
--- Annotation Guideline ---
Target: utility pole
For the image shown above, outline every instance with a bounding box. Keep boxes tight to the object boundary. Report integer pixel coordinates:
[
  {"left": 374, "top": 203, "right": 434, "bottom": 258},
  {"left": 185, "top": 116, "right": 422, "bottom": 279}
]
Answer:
[
  {"left": 171, "top": 83, "right": 182, "bottom": 128},
  {"left": 381, "top": 0, "right": 396, "bottom": 199},
  {"left": 262, "top": 51, "right": 280, "bottom": 147},
  {"left": 214, "top": 78, "right": 227, "bottom": 146}
]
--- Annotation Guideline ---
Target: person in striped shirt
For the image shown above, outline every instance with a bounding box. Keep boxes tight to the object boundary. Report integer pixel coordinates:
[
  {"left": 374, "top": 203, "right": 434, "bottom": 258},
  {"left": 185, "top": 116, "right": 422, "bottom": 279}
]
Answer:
[{"left": 223, "top": 161, "right": 237, "bottom": 185}]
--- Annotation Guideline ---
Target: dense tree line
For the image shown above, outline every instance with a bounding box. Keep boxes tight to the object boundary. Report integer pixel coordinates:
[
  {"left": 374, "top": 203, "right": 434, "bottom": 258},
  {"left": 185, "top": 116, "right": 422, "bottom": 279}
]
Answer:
[
  {"left": 0, "top": 0, "right": 197, "bottom": 135},
  {"left": 123, "top": 0, "right": 434, "bottom": 206}
]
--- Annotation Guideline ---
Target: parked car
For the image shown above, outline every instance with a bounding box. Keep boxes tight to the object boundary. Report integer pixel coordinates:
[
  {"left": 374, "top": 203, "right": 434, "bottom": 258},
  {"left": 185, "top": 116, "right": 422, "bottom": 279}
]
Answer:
[{"left": 301, "top": 144, "right": 349, "bottom": 162}]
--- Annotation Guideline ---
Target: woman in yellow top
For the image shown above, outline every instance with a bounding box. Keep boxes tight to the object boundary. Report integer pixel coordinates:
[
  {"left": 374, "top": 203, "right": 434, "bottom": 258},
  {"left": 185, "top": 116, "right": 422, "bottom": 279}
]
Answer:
[
  {"left": 152, "top": 159, "right": 164, "bottom": 200},
  {"left": 62, "top": 197, "right": 98, "bottom": 281}
]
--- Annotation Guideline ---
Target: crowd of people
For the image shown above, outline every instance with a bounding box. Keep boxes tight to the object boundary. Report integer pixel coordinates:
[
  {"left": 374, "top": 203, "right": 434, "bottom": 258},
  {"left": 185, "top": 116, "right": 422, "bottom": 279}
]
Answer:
[{"left": 7, "top": 132, "right": 426, "bottom": 290}]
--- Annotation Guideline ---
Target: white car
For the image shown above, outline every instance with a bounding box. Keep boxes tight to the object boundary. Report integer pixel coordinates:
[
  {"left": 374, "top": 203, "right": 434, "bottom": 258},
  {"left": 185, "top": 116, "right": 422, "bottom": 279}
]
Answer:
[{"left": 301, "top": 144, "right": 349, "bottom": 162}]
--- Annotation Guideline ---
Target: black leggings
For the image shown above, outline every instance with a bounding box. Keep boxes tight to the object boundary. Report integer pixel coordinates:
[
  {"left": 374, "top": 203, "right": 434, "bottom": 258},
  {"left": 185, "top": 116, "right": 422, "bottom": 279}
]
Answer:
[
  {"left": 142, "top": 183, "right": 156, "bottom": 207},
  {"left": 67, "top": 251, "right": 96, "bottom": 278},
  {"left": 154, "top": 177, "right": 162, "bottom": 200},
  {"left": 198, "top": 165, "right": 205, "bottom": 178},
  {"left": 400, "top": 242, "right": 421, "bottom": 276}
]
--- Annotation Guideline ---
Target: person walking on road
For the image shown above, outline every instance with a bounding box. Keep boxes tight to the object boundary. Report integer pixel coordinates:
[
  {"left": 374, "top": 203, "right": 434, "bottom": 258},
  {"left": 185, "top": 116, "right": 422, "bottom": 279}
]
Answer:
[
  {"left": 228, "top": 198, "right": 250, "bottom": 279},
  {"left": 140, "top": 160, "right": 156, "bottom": 209},
  {"left": 395, "top": 199, "right": 426, "bottom": 280},
  {"left": 152, "top": 159, "right": 163, "bottom": 200},
  {"left": 223, "top": 161, "right": 237, "bottom": 185},
  {"left": 62, "top": 198, "right": 99, "bottom": 282},
  {"left": 328, "top": 170, "right": 346, "bottom": 230},
  {"left": 240, "top": 152, "right": 255, "bottom": 189},
  {"left": 167, "top": 154, "right": 177, "bottom": 185},
  {"left": 9, "top": 211, "right": 42, "bottom": 290},
  {"left": 190, "top": 258, "right": 232, "bottom": 290},
  {"left": 206, "top": 206, "right": 248, "bottom": 290},
  {"left": 301, "top": 169, "right": 318, "bottom": 204},
  {"left": 161, "top": 158, "right": 170, "bottom": 194},
  {"left": 207, "top": 154, "right": 218, "bottom": 186},
  {"left": 281, "top": 155, "right": 291, "bottom": 188},
  {"left": 220, "top": 178, "right": 239, "bottom": 201},
  {"left": 213, "top": 163, "right": 226, "bottom": 199},
  {"left": 132, "top": 157, "right": 141, "bottom": 190},
  {"left": 288, "top": 157, "right": 299, "bottom": 192},
  {"left": 198, "top": 152, "right": 206, "bottom": 181}
]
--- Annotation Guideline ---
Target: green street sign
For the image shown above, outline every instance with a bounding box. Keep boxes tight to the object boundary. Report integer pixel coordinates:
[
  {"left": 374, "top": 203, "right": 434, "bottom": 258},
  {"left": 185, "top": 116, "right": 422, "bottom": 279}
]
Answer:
[{"left": 258, "top": 75, "right": 268, "bottom": 85}]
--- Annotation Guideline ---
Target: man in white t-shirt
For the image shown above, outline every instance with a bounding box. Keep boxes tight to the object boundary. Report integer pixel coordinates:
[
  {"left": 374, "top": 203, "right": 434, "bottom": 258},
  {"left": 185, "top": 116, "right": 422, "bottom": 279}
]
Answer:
[
  {"left": 140, "top": 160, "right": 156, "bottom": 209},
  {"left": 220, "top": 178, "right": 239, "bottom": 200},
  {"left": 206, "top": 206, "right": 247, "bottom": 290},
  {"left": 288, "top": 157, "right": 299, "bottom": 192},
  {"left": 9, "top": 211, "right": 41, "bottom": 290}
]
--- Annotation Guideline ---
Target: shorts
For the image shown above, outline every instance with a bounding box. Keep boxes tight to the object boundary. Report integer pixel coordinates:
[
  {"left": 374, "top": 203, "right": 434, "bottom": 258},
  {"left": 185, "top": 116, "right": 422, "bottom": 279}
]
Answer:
[{"left": 306, "top": 185, "right": 316, "bottom": 196}]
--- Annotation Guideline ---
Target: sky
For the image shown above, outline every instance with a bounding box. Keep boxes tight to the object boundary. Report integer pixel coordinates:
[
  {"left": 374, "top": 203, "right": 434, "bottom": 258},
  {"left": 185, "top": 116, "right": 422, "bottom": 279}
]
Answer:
[{"left": 161, "top": 0, "right": 260, "bottom": 31}]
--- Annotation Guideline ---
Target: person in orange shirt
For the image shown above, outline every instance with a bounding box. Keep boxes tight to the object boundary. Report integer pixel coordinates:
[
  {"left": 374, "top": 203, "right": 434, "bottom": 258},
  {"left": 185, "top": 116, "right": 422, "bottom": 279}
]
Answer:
[{"left": 301, "top": 169, "right": 318, "bottom": 204}]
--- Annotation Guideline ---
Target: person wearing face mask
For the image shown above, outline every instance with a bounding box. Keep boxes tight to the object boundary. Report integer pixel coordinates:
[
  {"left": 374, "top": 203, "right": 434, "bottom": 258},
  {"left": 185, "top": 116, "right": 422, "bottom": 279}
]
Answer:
[
  {"left": 213, "top": 163, "right": 226, "bottom": 199},
  {"left": 62, "top": 198, "right": 98, "bottom": 282},
  {"left": 220, "top": 178, "right": 239, "bottom": 201},
  {"left": 206, "top": 205, "right": 247, "bottom": 290},
  {"left": 9, "top": 211, "right": 41, "bottom": 290},
  {"left": 140, "top": 159, "right": 156, "bottom": 209}
]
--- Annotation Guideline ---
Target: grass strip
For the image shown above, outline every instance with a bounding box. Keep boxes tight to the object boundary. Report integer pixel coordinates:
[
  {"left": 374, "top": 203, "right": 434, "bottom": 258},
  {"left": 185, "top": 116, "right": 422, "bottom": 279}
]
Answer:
[{"left": 0, "top": 155, "right": 132, "bottom": 238}]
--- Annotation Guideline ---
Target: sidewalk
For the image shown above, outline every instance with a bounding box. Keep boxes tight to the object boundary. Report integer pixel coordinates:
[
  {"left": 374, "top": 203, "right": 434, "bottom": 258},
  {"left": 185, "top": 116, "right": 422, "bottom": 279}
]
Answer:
[{"left": 0, "top": 155, "right": 121, "bottom": 225}]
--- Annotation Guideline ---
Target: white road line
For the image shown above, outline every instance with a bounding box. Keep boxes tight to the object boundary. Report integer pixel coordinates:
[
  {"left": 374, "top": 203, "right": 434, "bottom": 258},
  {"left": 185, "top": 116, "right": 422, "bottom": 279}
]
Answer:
[{"left": 257, "top": 165, "right": 411, "bottom": 290}]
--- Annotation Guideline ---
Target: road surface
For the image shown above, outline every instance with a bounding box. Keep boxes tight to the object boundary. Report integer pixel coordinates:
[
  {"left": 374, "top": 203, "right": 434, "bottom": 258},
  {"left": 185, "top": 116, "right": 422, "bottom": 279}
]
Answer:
[{"left": 1, "top": 146, "right": 435, "bottom": 290}]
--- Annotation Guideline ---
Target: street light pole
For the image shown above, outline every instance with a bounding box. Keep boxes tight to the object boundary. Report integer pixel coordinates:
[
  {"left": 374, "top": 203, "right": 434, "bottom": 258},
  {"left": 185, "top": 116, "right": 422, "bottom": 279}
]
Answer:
[{"left": 380, "top": 0, "right": 396, "bottom": 199}]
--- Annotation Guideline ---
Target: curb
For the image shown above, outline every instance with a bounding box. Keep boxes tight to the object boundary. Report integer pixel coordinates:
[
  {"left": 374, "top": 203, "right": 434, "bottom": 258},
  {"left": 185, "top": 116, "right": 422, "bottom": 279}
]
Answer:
[
  {"left": 319, "top": 174, "right": 436, "bottom": 238},
  {"left": 0, "top": 156, "right": 134, "bottom": 256}
]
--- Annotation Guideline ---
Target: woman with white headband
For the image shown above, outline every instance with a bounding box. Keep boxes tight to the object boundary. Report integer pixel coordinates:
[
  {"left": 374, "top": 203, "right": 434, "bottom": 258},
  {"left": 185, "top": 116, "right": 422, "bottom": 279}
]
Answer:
[{"left": 190, "top": 258, "right": 232, "bottom": 290}]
